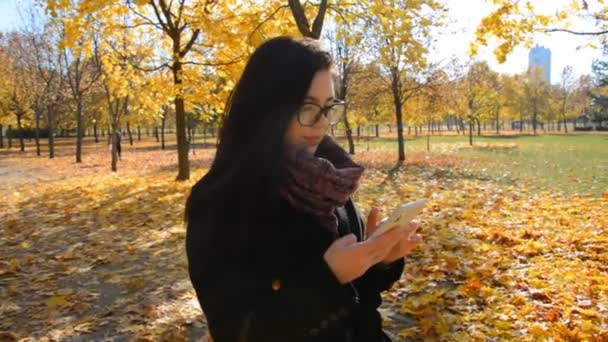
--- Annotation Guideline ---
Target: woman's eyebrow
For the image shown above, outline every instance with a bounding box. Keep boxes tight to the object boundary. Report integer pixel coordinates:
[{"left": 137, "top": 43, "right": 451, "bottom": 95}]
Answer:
[{"left": 304, "top": 95, "right": 335, "bottom": 103}]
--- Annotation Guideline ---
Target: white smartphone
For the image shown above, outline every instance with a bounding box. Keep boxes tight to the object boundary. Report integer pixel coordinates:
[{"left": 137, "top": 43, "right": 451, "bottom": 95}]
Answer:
[{"left": 368, "top": 199, "right": 427, "bottom": 239}]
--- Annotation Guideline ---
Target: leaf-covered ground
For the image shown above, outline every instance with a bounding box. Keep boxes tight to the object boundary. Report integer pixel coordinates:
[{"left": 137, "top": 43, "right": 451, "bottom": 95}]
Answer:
[{"left": 1, "top": 135, "right": 607, "bottom": 341}]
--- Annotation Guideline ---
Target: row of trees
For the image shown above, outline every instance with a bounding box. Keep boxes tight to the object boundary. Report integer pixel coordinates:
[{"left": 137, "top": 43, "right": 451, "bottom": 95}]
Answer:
[{"left": 0, "top": 0, "right": 606, "bottom": 179}]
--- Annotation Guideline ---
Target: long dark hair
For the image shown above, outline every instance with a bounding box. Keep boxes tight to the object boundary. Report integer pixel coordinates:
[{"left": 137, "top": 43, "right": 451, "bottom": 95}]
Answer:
[{"left": 185, "top": 36, "right": 333, "bottom": 247}]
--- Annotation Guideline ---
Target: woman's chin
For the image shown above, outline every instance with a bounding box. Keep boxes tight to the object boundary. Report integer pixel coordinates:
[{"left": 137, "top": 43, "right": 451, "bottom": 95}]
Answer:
[{"left": 307, "top": 145, "right": 318, "bottom": 155}]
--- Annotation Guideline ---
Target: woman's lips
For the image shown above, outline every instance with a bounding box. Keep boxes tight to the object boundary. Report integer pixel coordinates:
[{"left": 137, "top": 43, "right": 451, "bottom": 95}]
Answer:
[{"left": 303, "top": 136, "right": 322, "bottom": 146}]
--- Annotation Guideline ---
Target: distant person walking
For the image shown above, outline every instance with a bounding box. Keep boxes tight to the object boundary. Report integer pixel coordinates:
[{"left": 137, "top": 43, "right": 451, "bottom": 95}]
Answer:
[{"left": 109, "top": 129, "right": 123, "bottom": 161}]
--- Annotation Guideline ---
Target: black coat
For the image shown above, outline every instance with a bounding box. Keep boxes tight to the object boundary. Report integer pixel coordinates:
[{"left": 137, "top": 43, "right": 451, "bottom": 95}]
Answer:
[{"left": 185, "top": 195, "right": 405, "bottom": 342}]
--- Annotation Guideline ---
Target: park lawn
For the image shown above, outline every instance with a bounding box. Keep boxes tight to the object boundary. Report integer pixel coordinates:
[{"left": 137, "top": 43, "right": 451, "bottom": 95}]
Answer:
[
  {"left": 0, "top": 135, "right": 606, "bottom": 341},
  {"left": 336, "top": 132, "right": 608, "bottom": 198}
]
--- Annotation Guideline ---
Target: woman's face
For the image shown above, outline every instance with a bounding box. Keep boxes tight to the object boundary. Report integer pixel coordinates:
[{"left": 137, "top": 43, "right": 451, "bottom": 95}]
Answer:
[{"left": 284, "top": 69, "right": 335, "bottom": 155}]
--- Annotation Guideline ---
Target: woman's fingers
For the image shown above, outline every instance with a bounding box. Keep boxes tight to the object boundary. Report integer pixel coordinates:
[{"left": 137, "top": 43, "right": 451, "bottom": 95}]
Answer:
[
  {"left": 361, "top": 226, "right": 404, "bottom": 261},
  {"left": 401, "top": 221, "right": 419, "bottom": 239},
  {"left": 365, "top": 207, "right": 381, "bottom": 237},
  {"left": 399, "top": 233, "right": 423, "bottom": 255}
]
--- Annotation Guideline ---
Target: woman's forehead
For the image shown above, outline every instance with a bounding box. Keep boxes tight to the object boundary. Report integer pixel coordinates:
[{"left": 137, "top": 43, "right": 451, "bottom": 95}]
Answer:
[{"left": 306, "top": 71, "right": 334, "bottom": 103}]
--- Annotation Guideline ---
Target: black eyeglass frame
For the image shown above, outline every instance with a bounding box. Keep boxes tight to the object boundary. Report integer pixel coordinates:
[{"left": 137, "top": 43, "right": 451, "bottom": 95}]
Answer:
[{"left": 296, "top": 100, "right": 346, "bottom": 127}]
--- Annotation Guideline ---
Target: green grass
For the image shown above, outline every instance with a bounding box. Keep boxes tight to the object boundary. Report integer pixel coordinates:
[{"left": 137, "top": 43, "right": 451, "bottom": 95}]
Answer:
[{"left": 335, "top": 133, "right": 608, "bottom": 198}]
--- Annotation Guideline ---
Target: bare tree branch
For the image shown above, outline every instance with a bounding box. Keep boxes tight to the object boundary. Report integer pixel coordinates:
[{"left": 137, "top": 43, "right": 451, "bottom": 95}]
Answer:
[
  {"left": 179, "top": 29, "right": 200, "bottom": 58},
  {"left": 544, "top": 27, "right": 608, "bottom": 36},
  {"left": 288, "top": 0, "right": 311, "bottom": 37},
  {"left": 310, "top": 0, "right": 328, "bottom": 39},
  {"left": 127, "top": 2, "right": 164, "bottom": 30},
  {"left": 247, "top": 5, "right": 288, "bottom": 45}
]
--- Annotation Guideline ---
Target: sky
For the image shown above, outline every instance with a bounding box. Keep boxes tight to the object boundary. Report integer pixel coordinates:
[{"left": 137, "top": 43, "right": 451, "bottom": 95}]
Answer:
[
  {"left": 434, "top": 0, "right": 603, "bottom": 84},
  {"left": 0, "top": 0, "right": 603, "bottom": 84}
]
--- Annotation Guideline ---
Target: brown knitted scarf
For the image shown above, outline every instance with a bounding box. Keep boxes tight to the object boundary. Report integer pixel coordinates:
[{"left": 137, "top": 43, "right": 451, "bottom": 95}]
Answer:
[{"left": 279, "top": 135, "right": 365, "bottom": 239}]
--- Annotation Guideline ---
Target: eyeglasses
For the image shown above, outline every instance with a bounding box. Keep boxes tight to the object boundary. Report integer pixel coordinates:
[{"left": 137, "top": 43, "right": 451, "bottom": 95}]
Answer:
[{"left": 296, "top": 100, "right": 346, "bottom": 127}]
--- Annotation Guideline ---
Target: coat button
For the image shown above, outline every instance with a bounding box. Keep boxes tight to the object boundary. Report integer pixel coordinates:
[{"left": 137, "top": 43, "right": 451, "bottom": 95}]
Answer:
[{"left": 271, "top": 278, "right": 281, "bottom": 291}]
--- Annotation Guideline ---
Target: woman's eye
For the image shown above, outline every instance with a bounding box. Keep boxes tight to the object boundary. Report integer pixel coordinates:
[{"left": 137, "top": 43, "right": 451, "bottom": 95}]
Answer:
[{"left": 301, "top": 105, "right": 318, "bottom": 115}]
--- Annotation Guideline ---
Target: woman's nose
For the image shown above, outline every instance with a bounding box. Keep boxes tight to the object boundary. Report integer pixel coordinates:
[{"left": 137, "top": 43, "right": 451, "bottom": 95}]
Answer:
[{"left": 314, "top": 113, "right": 330, "bottom": 130}]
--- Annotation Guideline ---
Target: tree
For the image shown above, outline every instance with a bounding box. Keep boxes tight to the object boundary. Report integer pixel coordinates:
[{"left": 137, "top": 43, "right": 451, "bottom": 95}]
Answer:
[
  {"left": 30, "top": 22, "right": 65, "bottom": 159},
  {"left": 349, "top": 64, "right": 393, "bottom": 139},
  {"left": 365, "top": 0, "right": 446, "bottom": 161},
  {"left": 556, "top": 66, "right": 576, "bottom": 133},
  {"left": 462, "top": 62, "right": 494, "bottom": 145},
  {"left": 590, "top": 50, "right": 608, "bottom": 128},
  {"left": 60, "top": 13, "right": 100, "bottom": 163},
  {"left": 324, "top": 11, "right": 368, "bottom": 154},
  {"left": 1, "top": 33, "right": 37, "bottom": 153},
  {"left": 48, "top": 0, "right": 297, "bottom": 180},
  {"left": 472, "top": 1, "right": 604, "bottom": 63}
]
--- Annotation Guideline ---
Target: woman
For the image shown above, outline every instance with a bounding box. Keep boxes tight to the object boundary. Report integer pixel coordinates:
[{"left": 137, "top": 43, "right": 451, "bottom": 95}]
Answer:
[{"left": 185, "top": 36, "right": 422, "bottom": 342}]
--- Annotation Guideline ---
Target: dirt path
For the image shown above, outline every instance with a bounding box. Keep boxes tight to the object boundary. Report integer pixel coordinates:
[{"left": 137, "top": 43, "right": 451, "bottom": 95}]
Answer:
[{"left": 0, "top": 161, "right": 65, "bottom": 192}]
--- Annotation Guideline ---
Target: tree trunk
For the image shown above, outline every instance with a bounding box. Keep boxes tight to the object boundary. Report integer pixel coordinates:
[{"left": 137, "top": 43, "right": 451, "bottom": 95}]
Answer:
[
  {"left": 76, "top": 99, "right": 84, "bottom": 163},
  {"left": 375, "top": 124, "right": 379, "bottom": 137},
  {"left": 17, "top": 112, "right": 25, "bottom": 152},
  {"left": 8, "top": 125, "right": 13, "bottom": 148},
  {"left": 356, "top": 126, "right": 360, "bottom": 138},
  {"left": 126, "top": 121, "right": 133, "bottom": 145},
  {"left": 0, "top": 124, "right": 4, "bottom": 148},
  {"left": 389, "top": 70, "right": 406, "bottom": 161},
  {"left": 94, "top": 122, "right": 99, "bottom": 143},
  {"left": 426, "top": 120, "right": 431, "bottom": 152},
  {"left": 111, "top": 121, "right": 118, "bottom": 172},
  {"left": 342, "top": 114, "right": 355, "bottom": 155},
  {"left": 137, "top": 125, "right": 141, "bottom": 141},
  {"left": 469, "top": 118, "right": 474, "bottom": 146},
  {"left": 154, "top": 126, "right": 159, "bottom": 142},
  {"left": 495, "top": 107, "right": 500, "bottom": 135},
  {"left": 477, "top": 118, "right": 481, "bottom": 136},
  {"left": 533, "top": 108, "right": 538, "bottom": 135},
  {"left": 35, "top": 110, "right": 41, "bottom": 156},
  {"left": 394, "top": 104, "right": 405, "bottom": 161},
  {"left": 47, "top": 107, "right": 55, "bottom": 159},
  {"left": 172, "top": 53, "right": 190, "bottom": 180},
  {"left": 188, "top": 126, "right": 196, "bottom": 155},
  {"left": 161, "top": 114, "right": 166, "bottom": 150}
]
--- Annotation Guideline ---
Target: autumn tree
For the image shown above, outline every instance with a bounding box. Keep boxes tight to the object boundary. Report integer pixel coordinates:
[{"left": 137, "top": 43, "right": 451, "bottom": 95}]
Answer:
[
  {"left": 555, "top": 66, "right": 577, "bottom": 133},
  {"left": 60, "top": 13, "right": 100, "bottom": 163},
  {"left": 30, "top": 22, "right": 65, "bottom": 159},
  {"left": 365, "top": 0, "right": 446, "bottom": 161},
  {"left": 524, "top": 67, "right": 551, "bottom": 135},
  {"left": 323, "top": 10, "right": 369, "bottom": 154},
  {"left": 590, "top": 51, "right": 608, "bottom": 128},
  {"left": 472, "top": 1, "right": 603, "bottom": 63},
  {"left": 0, "top": 33, "right": 36, "bottom": 152},
  {"left": 349, "top": 64, "right": 393, "bottom": 139},
  {"left": 460, "top": 61, "right": 494, "bottom": 145}
]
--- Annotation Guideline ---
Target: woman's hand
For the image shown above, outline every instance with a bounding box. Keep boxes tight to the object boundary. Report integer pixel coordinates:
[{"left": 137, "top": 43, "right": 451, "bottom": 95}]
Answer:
[
  {"left": 323, "top": 221, "right": 405, "bottom": 284},
  {"left": 366, "top": 207, "right": 423, "bottom": 266}
]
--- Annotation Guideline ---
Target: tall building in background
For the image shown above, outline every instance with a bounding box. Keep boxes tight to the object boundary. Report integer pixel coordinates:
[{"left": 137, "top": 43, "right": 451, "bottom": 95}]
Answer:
[{"left": 528, "top": 44, "right": 552, "bottom": 83}]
